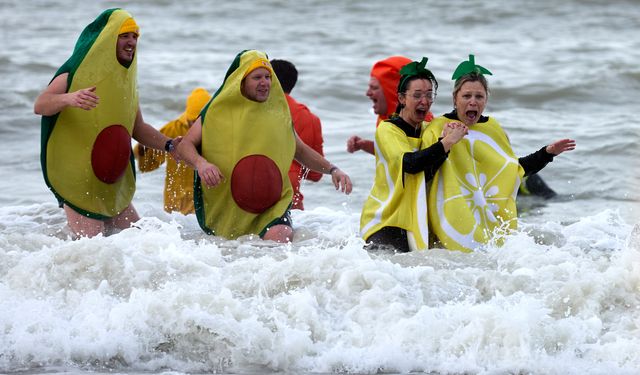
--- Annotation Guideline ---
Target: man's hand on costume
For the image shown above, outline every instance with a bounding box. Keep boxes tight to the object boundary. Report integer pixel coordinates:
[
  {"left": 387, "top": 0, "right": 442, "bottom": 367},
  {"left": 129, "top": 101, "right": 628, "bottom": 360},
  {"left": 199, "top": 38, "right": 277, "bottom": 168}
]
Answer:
[
  {"left": 197, "top": 161, "right": 224, "bottom": 188},
  {"left": 331, "top": 168, "right": 353, "bottom": 194},
  {"left": 67, "top": 86, "right": 99, "bottom": 111}
]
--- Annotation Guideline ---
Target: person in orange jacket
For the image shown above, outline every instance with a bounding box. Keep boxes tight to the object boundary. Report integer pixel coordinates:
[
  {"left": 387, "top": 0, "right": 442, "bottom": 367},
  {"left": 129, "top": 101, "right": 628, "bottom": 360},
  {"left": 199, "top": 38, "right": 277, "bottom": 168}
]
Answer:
[
  {"left": 347, "top": 56, "right": 434, "bottom": 155},
  {"left": 271, "top": 59, "right": 324, "bottom": 210},
  {"left": 133, "top": 87, "right": 212, "bottom": 214}
]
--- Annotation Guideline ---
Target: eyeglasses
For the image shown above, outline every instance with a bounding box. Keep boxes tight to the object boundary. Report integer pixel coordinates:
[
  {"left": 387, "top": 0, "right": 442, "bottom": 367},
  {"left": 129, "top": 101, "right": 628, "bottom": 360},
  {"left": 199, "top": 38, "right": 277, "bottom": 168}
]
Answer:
[{"left": 406, "top": 91, "right": 437, "bottom": 101}]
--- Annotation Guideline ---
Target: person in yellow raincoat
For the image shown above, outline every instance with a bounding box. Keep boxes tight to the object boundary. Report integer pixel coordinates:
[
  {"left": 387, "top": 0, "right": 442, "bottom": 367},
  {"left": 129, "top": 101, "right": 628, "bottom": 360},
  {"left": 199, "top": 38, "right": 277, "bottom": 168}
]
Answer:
[
  {"left": 133, "top": 88, "right": 212, "bottom": 215},
  {"left": 423, "top": 55, "right": 576, "bottom": 252},
  {"left": 177, "top": 50, "right": 352, "bottom": 243},
  {"left": 360, "top": 57, "right": 467, "bottom": 252},
  {"left": 34, "top": 9, "right": 179, "bottom": 238}
]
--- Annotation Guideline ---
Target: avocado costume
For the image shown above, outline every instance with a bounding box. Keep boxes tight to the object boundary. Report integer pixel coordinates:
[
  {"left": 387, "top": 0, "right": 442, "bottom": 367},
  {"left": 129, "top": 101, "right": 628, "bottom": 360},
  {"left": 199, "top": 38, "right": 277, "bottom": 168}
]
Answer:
[
  {"left": 424, "top": 55, "right": 524, "bottom": 252},
  {"left": 195, "top": 50, "right": 295, "bottom": 239},
  {"left": 40, "top": 8, "right": 138, "bottom": 220},
  {"left": 360, "top": 120, "right": 430, "bottom": 250}
]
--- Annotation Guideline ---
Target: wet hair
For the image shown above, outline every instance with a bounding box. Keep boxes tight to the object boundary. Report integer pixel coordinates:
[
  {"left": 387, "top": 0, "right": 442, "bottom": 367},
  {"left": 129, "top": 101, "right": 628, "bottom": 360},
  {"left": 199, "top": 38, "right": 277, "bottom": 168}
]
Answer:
[
  {"left": 398, "top": 72, "right": 438, "bottom": 94},
  {"left": 453, "top": 72, "right": 489, "bottom": 98},
  {"left": 394, "top": 73, "right": 439, "bottom": 114},
  {"left": 270, "top": 59, "right": 298, "bottom": 94}
]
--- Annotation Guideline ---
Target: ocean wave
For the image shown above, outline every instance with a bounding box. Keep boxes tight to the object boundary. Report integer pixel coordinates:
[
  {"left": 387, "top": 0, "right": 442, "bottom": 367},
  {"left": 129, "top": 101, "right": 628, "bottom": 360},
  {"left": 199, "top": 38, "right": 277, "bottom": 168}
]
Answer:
[{"left": 1, "top": 206, "right": 638, "bottom": 373}]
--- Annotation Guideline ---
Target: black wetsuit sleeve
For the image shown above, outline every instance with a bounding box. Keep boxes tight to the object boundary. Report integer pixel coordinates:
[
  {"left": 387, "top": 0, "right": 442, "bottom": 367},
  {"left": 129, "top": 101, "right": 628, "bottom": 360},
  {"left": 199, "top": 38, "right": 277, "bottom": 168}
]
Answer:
[
  {"left": 402, "top": 140, "right": 448, "bottom": 181},
  {"left": 519, "top": 146, "right": 555, "bottom": 176}
]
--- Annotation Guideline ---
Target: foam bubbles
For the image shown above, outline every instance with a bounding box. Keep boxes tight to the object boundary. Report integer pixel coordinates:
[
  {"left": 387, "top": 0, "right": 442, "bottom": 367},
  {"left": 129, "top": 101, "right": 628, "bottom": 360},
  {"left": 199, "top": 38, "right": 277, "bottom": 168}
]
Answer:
[{"left": 1, "top": 206, "right": 639, "bottom": 373}]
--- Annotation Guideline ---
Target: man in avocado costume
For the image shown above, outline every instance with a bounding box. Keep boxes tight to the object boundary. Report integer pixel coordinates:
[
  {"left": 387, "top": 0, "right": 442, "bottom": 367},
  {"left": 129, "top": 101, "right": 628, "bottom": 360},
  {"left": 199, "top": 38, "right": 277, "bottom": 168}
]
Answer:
[
  {"left": 178, "top": 50, "right": 353, "bottom": 243},
  {"left": 34, "top": 9, "right": 179, "bottom": 238}
]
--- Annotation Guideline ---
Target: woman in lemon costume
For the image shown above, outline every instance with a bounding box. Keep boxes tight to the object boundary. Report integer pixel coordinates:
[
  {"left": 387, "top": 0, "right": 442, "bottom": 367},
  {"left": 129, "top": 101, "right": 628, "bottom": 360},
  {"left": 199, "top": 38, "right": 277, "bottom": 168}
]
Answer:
[
  {"left": 360, "top": 58, "right": 467, "bottom": 252},
  {"left": 34, "top": 9, "right": 177, "bottom": 238},
  {"left": 423, "top": 55, "right": 576, "bottom": 252},
  {"left": 177, "top": 50, "right": 352, "bottom": 243}
]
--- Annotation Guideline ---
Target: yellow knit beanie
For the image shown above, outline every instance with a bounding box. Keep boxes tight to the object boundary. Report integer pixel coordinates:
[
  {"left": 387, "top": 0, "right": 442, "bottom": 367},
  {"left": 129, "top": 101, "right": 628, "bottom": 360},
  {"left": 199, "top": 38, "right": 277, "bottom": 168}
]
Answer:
[
  {"left": 185, "top": 88, "right": 212, "bottom": 121},
  {"left": 119, "top": 17, "right": 139, "bottom": 35},
  {"left": 243, "top": 58, "right": 273, "bottom": 79}
]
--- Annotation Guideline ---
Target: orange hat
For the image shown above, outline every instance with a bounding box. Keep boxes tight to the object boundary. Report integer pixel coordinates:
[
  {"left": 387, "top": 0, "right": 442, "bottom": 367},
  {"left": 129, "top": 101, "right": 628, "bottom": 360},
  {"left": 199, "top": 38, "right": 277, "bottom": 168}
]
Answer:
[
  {"left": 185, "top": 87, "right": 212, "bottom": 121},
  {"left": 370, "top": 56, "right": 411, "bottom": 120},
  {"left": 243, "top": 58, "right": 273, "bottom": 79},
  {"left": 119, "top": 17, "right": 139, "bottom": 35}
]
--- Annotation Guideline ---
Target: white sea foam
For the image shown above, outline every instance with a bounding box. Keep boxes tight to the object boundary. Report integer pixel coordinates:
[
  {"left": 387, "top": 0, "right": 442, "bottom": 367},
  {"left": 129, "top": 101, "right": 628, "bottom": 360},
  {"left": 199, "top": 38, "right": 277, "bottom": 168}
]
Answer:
[{"left": 1, "top": 205, "right": 639, "bottom": 374}]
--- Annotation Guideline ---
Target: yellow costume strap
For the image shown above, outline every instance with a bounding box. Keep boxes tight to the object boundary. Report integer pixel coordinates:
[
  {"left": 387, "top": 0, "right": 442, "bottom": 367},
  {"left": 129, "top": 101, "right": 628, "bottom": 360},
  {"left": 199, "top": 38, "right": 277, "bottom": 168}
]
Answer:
[
  {"left": 425, "top": 116, "right": 524, "bottom": 252},
  {"left": 360, "top": 120, "right": 429, "bottom": 250},
  {"left": 46, "top": 9, "right": 138, "bottom": 219},
  {"left": 198, "top": 50, "right": 295, "bottom": 239}
]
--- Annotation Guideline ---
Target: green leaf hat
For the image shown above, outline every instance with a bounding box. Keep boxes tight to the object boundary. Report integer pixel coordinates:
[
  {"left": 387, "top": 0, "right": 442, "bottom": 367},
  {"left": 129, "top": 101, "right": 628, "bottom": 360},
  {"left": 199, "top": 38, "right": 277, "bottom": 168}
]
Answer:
[
  {"left": 397, "top": 57, "right": 438, "bottom": 92},
  {"left": 451, "top": 54, "right": 492, "bottom": 81}
]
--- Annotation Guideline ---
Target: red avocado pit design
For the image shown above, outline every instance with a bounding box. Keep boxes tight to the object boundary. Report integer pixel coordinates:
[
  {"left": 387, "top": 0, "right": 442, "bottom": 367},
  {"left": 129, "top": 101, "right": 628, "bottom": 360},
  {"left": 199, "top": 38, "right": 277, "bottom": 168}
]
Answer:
[
  {"left": 91, "top": 125, "right": 131, "bottom": 184},
  {"left": 231, "top": 154, "right": 283, "bottom": 214}
]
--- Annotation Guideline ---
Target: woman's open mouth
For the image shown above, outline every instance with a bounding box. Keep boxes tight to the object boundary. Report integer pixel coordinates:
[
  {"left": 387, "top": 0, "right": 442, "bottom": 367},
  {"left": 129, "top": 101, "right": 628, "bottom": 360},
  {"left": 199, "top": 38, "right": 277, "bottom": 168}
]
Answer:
[{"left": 465, "top": 110, "right": 478, "bottom": 122}]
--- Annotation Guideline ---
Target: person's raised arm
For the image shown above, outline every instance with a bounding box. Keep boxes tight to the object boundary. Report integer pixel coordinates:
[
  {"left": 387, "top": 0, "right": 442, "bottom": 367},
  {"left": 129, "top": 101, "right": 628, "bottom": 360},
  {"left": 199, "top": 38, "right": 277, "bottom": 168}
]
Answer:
[
  {"left": 546, "top": 138, "right": 576, "bottom": 156},
  {"left": 176, "top": 118, "right": 224, "bottom": 187},
  {"left": 295, "top": 135, "right": 352, "bottom": 194},
  {"left": 346, "top": 135, "right": 374, "bottom": 155},
  {"left": 519, "top": 138, "right": 576, "bottom": 176},
  {"left": 34, "top": 73, "right": 99, "bottom": 116}
]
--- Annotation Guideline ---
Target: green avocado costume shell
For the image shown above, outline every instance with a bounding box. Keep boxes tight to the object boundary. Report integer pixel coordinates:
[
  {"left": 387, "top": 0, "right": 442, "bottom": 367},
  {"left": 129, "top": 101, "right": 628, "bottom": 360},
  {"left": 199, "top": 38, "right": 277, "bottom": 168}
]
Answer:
[
  {"left": 360, "top": 120, "right": 430, "bottom": 251},
  {"left": 423, "top": 116, "right": 524, "bottom": 252},
  {"left": 195, "top": 50, "right": 295, "bottom": 239},
  {"left": 40, "top": 9, "right": 138, "bottom": 220}
]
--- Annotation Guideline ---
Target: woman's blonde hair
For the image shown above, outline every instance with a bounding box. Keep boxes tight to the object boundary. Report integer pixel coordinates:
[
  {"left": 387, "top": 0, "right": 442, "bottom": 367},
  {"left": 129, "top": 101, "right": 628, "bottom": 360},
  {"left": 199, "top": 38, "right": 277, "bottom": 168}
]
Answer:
[{"left": 452, "top": 72, "right": 489, "bottom": 99}]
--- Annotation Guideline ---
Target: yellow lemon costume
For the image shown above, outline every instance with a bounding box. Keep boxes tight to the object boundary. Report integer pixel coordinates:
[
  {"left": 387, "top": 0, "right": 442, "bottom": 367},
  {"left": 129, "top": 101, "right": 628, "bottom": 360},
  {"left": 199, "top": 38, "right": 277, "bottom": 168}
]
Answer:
[
  {"left": 424, "top": 115, "right": 524, "bottom": 252},
  {"left": 40, "top": 9, "right": 139, "bottom": 219},
  {"left": 195, "top": 50, "right": 295, "bottom": 239},
  {"left": 360, "top": 120, "right": 430, "bottom": 251}
]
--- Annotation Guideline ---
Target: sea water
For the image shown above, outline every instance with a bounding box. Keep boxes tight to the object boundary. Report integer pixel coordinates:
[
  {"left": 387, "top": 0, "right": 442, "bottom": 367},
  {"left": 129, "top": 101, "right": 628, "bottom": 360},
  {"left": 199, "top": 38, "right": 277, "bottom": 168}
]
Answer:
[{"left": 1, "top": 0, "right": 639, "bottom": 374}]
